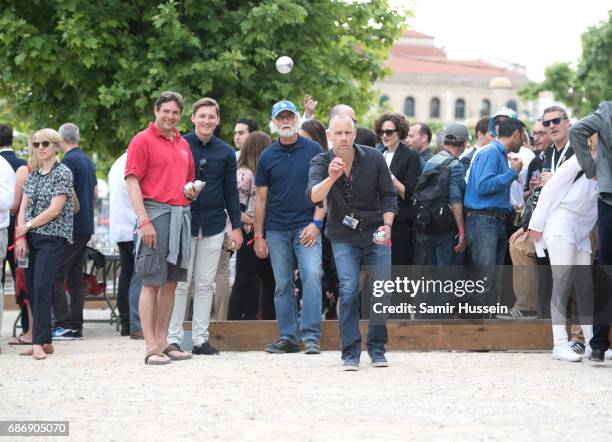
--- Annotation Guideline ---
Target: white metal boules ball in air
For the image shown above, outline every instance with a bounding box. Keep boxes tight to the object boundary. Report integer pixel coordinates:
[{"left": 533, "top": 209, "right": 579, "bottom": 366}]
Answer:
[{"left": 275, "top": 56, "right": 294, "bottom": 74}]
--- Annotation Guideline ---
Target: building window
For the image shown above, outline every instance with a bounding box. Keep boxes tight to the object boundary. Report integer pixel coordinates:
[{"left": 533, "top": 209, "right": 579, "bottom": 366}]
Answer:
[
  {"left": 404, "top": 97, "right": 415, "bottom": 117},
  {"left": 380, "top": 95, "right": 390, "bottom": 107},
  {"left": 430, "top": 97, "right": 440, "bottom": 118},
  {"left": 454, "top": 98, "right": 465, "bottom": 119},
  {"left": 480, "top": 99, "right": 491, "bottom": 117},
  {"left": 506, "top": 99, "right": 518, "bottom": 112}
]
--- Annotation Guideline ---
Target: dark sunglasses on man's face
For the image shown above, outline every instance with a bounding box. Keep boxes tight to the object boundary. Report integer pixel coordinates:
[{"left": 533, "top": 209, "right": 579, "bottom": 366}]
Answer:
[
  {"left": 542, "top": 117, "right": 565, "bottom": 127},
  {"left": 32, "top": 141, "right": 51, "bottom": 149},
  {"left": 378, "top": 129, "right": 398, "bottom": 137}
]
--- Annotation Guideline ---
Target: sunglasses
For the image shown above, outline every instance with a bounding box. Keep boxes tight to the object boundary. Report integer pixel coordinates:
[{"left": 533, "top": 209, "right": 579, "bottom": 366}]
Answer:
[
  {"left": 542, "top": 117, "right": 565, "bottom": 127},
  {"left": 275, "top": 113, "right": 296, "bottom": 122},
  {"left": 532, "top": 131, "right": 545, "bottom": 138},
  {"left": 32, "top": 141, "right": 52, "bottom": 149},
  {"left": 378, "top": 129, "right": 397, "bottom": 136}
]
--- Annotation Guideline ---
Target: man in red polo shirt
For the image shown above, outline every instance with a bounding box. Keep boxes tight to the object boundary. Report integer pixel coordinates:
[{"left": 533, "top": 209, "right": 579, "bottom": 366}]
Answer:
[{"left": 125, "top": 91, "right": 199, "bottom": 365}]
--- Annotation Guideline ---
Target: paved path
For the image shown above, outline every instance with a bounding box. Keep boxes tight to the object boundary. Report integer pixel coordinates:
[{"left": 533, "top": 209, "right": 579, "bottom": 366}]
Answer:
[{"left": 1, "top": 309, "right": 611, "bottom": 441}]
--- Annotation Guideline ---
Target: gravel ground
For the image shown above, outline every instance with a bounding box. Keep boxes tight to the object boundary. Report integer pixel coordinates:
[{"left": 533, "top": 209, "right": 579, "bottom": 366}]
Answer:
[{"left": 1, "top": 308, "right": 611, "bottom": 442}]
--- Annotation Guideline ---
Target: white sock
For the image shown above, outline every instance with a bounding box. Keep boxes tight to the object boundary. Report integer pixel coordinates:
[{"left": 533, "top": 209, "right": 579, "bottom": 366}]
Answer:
[
  {"left": 582, "top": 324, "right": 593, "bottom": 350},
  {"left": 552, "top": 324, "right": 569, "bottom": 347}
]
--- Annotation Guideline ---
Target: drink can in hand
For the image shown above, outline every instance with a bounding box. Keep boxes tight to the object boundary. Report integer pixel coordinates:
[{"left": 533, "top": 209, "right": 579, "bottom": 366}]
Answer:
[{"left": 18, "top": 255, "right": 29, "bottom": 268}]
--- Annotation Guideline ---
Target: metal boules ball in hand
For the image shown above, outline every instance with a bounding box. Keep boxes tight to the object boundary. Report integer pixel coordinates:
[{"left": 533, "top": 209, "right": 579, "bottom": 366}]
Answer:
[
  {"left": 275, "top": 56, "right": 294, "bottom": 74},
  {"left": 193, "top": 180, "right": 205, "bottom": 192}
]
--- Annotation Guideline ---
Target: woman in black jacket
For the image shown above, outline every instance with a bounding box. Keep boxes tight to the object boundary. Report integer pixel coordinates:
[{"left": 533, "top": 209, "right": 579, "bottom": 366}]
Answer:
[{"left": 373, "top": 113, "right": 421, "bottom": 265}]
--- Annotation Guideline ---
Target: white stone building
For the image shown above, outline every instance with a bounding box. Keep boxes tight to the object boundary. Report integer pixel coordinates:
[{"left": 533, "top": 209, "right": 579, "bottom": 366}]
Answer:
[{"left": 376, "top": 31, "right": 532, "bottom": 125}]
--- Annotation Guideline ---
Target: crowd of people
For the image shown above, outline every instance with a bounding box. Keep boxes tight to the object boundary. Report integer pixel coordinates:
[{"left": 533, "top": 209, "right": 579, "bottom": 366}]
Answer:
[{"left": 0, "top": 92, "right": 610, "bottom": 369}]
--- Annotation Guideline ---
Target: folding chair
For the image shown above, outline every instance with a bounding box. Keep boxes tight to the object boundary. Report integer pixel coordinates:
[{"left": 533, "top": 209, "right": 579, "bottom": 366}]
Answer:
[{"left": 74, "top": 246, "right": 119, "bottom": 327}]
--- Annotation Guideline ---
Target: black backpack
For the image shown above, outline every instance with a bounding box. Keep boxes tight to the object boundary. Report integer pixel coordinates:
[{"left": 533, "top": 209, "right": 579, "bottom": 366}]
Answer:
[{"left": 412, "top": 157, "right": 457, "bottom": 235}]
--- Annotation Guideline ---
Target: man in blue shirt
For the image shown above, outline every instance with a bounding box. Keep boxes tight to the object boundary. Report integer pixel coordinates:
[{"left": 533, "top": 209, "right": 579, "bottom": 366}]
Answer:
[
  {"left": 168, "top": 97, "right": 243, "bottom": 356},
  {"left": 52, "top": 123, "right": 97, "bottom": 340},
  {"left": 254, "top": 100, "right": 325, "bottom": 354},
  {"left": 464, "top": 118, "right": 523, "bottom": 312}
]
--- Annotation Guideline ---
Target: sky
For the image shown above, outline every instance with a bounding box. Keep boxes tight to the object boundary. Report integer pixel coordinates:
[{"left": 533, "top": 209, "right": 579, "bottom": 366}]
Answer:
[{"left": 391, "top": 0, "right": 610, "bottom": 81}]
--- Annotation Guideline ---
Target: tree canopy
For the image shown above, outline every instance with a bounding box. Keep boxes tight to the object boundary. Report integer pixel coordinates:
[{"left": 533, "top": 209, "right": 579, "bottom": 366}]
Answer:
[
  {"left": 0, "top": 0, "right": 407, "bottom": 160},
  {"left": 519, "top": 11, "right": 611, "bottom": 117}
]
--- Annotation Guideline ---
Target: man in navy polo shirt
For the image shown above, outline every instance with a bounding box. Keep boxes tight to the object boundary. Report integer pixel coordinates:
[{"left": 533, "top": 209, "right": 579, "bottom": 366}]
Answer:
[
  {"left": 254, "top": 100, "right": 325, "bottom": 354},
  {"left": 168, "top": 97, "right": 243, "bottom": 356},
  {"left": 52, "top": 123, "right": 97, "bottom": 340}
]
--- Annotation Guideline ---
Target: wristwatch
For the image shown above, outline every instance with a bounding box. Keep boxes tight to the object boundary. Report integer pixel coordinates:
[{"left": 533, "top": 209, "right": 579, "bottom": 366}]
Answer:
[{"left": 26, "top": 221, "right": 33, "bottom": 230}]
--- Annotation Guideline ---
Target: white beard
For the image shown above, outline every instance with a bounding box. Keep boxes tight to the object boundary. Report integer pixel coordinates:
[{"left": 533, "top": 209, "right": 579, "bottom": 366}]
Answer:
[{"left": 278, "top": 126, "right": 298, "bottom": 138}]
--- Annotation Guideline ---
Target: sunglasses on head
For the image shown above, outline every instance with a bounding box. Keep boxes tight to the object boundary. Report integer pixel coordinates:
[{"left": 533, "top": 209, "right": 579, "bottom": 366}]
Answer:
[
  {"left": 542, "top": 117, "right": 565, "bottom": 127},
  {"left": 378, "top": 129, "right": 397, "bottom": 136},
  {"left": 32, "top": 141, "right": 52, "bottom": 149}
]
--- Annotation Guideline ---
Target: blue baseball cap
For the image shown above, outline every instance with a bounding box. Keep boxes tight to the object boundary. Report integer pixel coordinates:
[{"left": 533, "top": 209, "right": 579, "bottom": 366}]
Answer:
[
  {"left": 488, "top": 107, "right": 519, "bottom": 136},
  {"left": 271, "top": 100, "right": 299, "bottom": 119}
]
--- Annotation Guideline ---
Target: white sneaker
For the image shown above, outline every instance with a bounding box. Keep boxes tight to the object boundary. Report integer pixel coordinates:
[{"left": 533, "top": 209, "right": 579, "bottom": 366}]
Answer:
[
  {"left": 497, "top": 306, "right": 538, "bottom": 320},
  {"left": 552, "top": 344, "right": 583, "bottom": 362},
  {"left": 568, "top": 340, "right": 585, "bottom": 355},
  {"left": 606, "top": 349, "right": 612, "bottom": 360}
]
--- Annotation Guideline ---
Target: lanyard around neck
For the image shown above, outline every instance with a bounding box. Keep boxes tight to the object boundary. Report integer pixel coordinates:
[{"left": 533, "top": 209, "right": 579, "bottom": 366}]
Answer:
[{"left": 551, "top": 143, "right": 569, "bottom": 173}]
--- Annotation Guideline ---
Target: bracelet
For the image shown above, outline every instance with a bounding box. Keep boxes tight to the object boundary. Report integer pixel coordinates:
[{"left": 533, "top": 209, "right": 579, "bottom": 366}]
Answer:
[
  {"left": 138, "top": 219, "right": 152, "bottom": 229},
  {"left": 8, "top": 236, "right": 26, "bottom": 251},
  {"left": 134, "top": 219, "right": 152, "bottom": 233},
  {"left": 384, "top": 223, "right": 392, "bottom": 227},
  {"left": 254, "top": 235, "right": 264, "bottom": 240},
  {"left": 311, "top": 219, "right": 323, "bottom": 229}
]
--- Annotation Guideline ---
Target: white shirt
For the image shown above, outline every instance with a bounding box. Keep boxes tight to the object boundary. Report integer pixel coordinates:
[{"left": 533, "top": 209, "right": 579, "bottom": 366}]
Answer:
[
  {"left": 108, "top": 152, "right": 137, "bottom": 242},
  {"left": 463, "top": 144, "right": 486, "bottom": 183},
  {"left": 529, "top": 155, "right": 598, "bottom": 257},
  {"left": 383, "top": 150, "right": 395, "bottom": 168},
  {"left": 508, "top": 146, "right": 535, "bottom": 208},
  {"left": 0, "top": 155, "right": 16, "bottom": 229}
]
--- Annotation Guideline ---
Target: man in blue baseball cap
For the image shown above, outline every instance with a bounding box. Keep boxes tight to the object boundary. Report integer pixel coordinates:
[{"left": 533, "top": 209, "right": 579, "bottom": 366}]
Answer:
[
  {"left": 488, "top": 107, "right": 519, "bottom": 137},
  {"left": 253, "top": 100, "right": 325, "bottom": 354}
]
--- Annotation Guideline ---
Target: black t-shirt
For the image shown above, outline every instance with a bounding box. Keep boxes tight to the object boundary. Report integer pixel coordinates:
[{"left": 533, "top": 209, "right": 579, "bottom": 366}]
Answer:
[{"left": 524, "top": 144, "right": 575, "bottom": 192}]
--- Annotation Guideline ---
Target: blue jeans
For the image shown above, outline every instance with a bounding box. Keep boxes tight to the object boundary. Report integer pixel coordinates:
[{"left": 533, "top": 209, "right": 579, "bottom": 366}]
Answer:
[
  {"left": 332, "top": 241, "right": 390, "bottom": 361},
  {"left": 420, "top": 231, "right": 464, "bottom": 266},
  {"left": 465, "top": 214, "right": 507, "bottom": 313},
  {"left": 465, "top": 215, "right": 507, "bottom": 265},
  {"left": 266, "top": 229, "right": 322, "bottom": 343}
]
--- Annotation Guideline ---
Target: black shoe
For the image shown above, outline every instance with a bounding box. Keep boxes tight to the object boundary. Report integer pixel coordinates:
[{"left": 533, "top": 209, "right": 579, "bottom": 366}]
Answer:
[
  {"left": 120, "top": 325, "right": 130, "bottom": 337},
  {"left": 265, "top": 339, "right": 300, "bottom": 354},
  {"left": 304, "top": 340, "right": 321, "bottom": 354},
  {"left": 192, "top": 342, "right": 220, "bottom": 355},
  {"left": 589, "top": 349, "right": 605, "bottom": 362},
  {"left": 63, "top": 329, "right": 83, "bottom": 340}
]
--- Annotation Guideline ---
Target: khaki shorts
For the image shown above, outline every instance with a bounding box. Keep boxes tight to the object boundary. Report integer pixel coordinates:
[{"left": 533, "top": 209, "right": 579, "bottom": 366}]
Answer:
[{"left": 136, "top": 213, "right": 187, "bottom": 286}]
